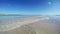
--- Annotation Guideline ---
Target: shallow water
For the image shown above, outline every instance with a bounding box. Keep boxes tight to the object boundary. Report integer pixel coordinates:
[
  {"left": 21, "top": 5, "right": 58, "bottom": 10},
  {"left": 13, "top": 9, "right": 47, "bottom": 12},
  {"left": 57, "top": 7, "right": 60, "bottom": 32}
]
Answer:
[{"left": 0, "top": 16, "right": 32, "bottom": 25}]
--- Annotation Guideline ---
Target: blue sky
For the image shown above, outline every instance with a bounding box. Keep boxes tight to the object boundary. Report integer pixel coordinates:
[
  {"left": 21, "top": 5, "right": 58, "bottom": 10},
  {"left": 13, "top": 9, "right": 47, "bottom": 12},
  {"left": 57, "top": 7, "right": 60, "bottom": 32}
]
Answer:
[{"left": 0, "top": 0, "right": 60, "bottom": 15}]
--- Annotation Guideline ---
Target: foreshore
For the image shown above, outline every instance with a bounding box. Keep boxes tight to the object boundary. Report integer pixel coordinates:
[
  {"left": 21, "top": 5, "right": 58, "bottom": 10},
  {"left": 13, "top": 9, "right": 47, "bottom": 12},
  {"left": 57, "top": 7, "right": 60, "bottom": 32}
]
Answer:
[
  {"left": 0, "top": 16, "right": 59, "bottom": 34},
  {"left": 0, "top": 16, "right": 47, "bottom": 31}
]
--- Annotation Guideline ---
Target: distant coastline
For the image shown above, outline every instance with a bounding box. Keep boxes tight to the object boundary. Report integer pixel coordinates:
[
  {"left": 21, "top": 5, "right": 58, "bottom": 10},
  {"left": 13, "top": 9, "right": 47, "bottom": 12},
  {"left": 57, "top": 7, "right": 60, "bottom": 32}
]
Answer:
[
  {"left": 0, "top": 14, "right": 42, "bottom": 16},
  {"left": 0, "top": 14, "right": 60, "bottom": 16},
  {"left": 0, "top": 14, "right": 22, "bottom": 16}
]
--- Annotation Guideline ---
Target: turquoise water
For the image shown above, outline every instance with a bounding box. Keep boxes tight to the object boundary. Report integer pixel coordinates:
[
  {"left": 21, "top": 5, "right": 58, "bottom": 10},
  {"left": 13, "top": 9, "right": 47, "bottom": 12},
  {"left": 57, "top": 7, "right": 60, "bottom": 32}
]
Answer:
[
  {"left": 0, "top": 16, "right": 23, "bottom": 24},
  {"left": 0, "top": 16, "right": 38, "bottom": 20},
  {"left": 0, "top": 16, "right": 22, "bottom": 19}
]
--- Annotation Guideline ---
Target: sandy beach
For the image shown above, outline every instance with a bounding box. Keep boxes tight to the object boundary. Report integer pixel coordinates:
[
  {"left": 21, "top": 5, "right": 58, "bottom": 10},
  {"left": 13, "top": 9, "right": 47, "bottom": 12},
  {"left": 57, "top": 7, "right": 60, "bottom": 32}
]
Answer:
[{"left": 0, "top": 16, "right": 60, "bottom": 34}]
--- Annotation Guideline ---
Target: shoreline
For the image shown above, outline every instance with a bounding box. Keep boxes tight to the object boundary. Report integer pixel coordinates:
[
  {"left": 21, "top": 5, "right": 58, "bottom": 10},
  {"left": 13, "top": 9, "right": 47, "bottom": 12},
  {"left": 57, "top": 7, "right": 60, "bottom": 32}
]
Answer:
[{"left": 0, "top": 16, "right": 47, "bottom": 32}]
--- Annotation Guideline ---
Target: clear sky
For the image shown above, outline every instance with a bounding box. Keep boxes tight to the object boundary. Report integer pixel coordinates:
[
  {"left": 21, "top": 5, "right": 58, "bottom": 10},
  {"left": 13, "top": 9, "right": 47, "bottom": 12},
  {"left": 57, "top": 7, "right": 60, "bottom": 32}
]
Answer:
[{"left": 0, "top": 0, "right": 60, "bottom": 15}]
